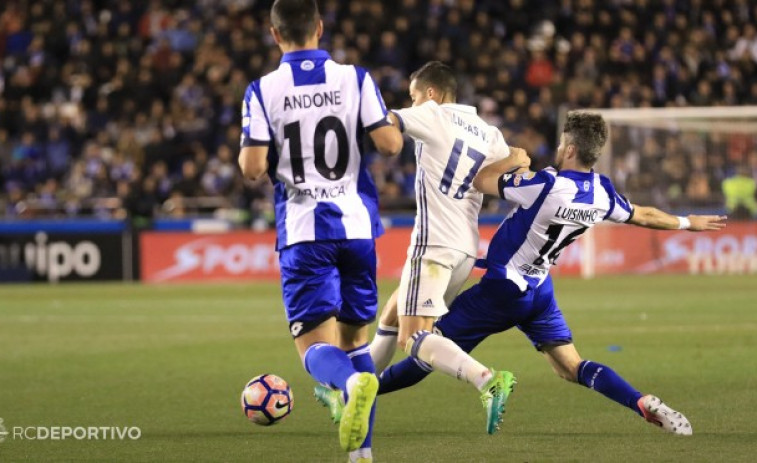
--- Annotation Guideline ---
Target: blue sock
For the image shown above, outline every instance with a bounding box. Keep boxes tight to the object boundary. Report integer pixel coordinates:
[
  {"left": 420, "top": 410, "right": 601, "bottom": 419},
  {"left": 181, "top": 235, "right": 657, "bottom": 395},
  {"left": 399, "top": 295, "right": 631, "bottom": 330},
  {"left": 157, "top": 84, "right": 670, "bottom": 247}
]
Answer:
[
  {"left": 577, "top": 360, "right": 643, "bottom": 416},
  {"left": 303, "top": 343, "right": 356, "bottom": 392},
  {"left": 378, "top": 357, "right": 432, "bottom": 395},
  {"left": 347, "top": 344, "right": 375, "bottom": 449}
]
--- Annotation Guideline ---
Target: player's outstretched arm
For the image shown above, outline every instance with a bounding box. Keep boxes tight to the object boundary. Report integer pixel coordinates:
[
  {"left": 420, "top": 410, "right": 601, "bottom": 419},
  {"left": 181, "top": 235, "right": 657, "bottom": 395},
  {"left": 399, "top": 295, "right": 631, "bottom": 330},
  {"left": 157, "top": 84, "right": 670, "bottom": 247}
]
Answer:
[
  {"left": 239, "top": 146, "right": 269, "bottom": 181},
  {"left": 628, "top": 204, "right": 727, "bottom": 231},
  {"left": 472, "top": 147, "right": 531, "bottom": 196}
]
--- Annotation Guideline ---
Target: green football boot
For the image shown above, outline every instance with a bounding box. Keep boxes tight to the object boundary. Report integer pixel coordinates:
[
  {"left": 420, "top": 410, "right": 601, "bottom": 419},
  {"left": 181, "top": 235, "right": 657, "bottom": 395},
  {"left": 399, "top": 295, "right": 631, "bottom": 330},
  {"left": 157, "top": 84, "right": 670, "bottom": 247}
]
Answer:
[
  {"left": 480, "top": 369, "right": 517, "bottom": 435},
  {"left": 314, "top": 383, "right": 344, "bottom": 424},
  {"left": 339, "top": 373, "right": 378, "bottom": 451}
]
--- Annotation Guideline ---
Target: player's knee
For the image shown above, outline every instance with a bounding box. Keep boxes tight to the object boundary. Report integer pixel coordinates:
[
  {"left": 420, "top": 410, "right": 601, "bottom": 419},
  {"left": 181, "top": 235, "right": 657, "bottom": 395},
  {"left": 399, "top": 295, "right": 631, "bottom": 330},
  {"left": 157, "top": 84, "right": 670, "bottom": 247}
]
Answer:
[
  {"left": 397, "top": 333, "right": 411, "bottom": 353},
  {"left": 402, "top": 330, "right": 432, "bottom": 357},
  {"left": 556, "top": 367, "right": 578, "bottom": 383},
  {"left": 379, "top": 307, "right": 398, "bottom": 328},
  {"left": 553, "top": 361, "right": 580, "bottom": 383},
  {"left": 396, "top": 326, "right": 417, "bottom": 353},
  {"left": 542, "top": 342, "right": 582, "bottom": 382}
]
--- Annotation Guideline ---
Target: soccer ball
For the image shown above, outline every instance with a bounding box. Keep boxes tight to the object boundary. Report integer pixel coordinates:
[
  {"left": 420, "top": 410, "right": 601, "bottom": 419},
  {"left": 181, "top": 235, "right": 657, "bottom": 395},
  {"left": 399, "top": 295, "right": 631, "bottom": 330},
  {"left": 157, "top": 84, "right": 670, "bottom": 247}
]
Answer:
[{"left": 241, "top": 374, "right": 293, "bottom": 425}]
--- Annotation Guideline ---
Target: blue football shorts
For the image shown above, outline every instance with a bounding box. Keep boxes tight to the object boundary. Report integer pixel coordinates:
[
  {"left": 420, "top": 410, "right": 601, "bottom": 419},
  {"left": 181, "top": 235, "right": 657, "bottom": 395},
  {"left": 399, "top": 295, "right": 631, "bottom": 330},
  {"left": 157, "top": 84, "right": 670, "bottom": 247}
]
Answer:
[
  {"left": 434, "top": 275, "right": 573, "bottom": 352},
  {"left": 278, "top": 239, "right": 377, "bottom": 338}
]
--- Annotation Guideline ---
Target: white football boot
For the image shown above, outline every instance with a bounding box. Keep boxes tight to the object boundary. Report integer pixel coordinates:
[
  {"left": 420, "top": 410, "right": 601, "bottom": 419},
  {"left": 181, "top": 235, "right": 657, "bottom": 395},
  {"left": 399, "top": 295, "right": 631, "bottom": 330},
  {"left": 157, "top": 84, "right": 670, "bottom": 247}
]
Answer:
[{"left": 637, "top": 395, "right": 693, "bottom": 435}]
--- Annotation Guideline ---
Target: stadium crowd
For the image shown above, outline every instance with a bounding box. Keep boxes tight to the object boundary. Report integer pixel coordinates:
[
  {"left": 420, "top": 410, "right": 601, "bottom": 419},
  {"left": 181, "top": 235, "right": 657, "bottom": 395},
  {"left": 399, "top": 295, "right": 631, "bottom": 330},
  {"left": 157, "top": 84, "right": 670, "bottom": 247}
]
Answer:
[{"left": 1, "top": 0, "right": 757, "bottom": 222}]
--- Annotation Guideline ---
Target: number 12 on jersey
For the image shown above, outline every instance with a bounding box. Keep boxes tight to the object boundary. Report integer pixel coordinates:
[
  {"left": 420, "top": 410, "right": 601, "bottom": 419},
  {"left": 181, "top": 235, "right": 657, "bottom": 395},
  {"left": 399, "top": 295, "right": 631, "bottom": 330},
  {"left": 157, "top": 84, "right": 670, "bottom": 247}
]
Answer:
[{"left": 439, "top": 139, "right": 486, "bottom": 199}]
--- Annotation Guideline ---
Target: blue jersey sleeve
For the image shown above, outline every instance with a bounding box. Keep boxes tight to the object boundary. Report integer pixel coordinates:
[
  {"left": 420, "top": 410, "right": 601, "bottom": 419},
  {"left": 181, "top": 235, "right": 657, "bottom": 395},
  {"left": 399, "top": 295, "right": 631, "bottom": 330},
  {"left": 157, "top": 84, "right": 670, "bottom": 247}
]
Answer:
[
  {"left": 599, "top": 175, "right": 634, "bottom": 223},
  {"left": 355, "top": 66, "right": 390, "bottom": 133},
  {"left": 498, "top": 169, "right": 556, "bottom": 208},
  {"left": 240, "top": 80, "right": 271, "bottom": 148}
]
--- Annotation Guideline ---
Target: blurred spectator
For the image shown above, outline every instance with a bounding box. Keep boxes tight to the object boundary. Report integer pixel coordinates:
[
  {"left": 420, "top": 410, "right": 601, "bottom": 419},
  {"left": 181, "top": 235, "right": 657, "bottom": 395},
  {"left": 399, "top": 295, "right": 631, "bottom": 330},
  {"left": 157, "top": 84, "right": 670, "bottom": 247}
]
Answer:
[
  {"left": 201, "top": 145, "right": 236, "bottom": 196},
  {"left": 525, "top": 44, "right": 555, "bottom": 88},
  {"left": 728, "top": 23, "right": 757, "bottom": 63},
  {"left": 173, "top": 159, "right": 202, "bottom": 197},
  {"left": 722, "top": 167, "right": 757, "bottom": 219},
  {"left": 45, "top": 127, "right": 72, "bottom": 179},
  {"left": 0, "top": 0, "right": 755, "bottom": 221},
  {"left": 127, "top": 176, "right": 160, "bottom": 219}
]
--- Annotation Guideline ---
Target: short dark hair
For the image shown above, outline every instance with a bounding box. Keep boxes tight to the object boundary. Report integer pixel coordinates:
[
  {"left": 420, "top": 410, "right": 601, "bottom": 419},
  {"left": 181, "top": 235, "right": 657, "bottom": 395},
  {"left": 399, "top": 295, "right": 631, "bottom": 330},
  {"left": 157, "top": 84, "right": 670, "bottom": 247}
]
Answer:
[
  {"left": 271, "top": 0, "right": 320, "bottom": 46},
  {"left": 410, "top": 61, "right": 457, "bottom": 100},
  {"left": 563, "top": 111, "right": 608, "bottom": 167}
]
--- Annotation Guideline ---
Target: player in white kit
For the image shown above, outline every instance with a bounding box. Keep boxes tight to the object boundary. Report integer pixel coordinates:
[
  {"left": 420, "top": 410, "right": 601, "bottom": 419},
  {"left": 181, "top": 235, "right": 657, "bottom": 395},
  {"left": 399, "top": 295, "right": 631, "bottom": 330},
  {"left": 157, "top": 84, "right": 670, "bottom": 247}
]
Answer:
[
  {"left": 378, "top": 111, "right": 726, "bottom": 436},
  {"left": 317, "top": 62, "right": 529, "bottom": 434}
]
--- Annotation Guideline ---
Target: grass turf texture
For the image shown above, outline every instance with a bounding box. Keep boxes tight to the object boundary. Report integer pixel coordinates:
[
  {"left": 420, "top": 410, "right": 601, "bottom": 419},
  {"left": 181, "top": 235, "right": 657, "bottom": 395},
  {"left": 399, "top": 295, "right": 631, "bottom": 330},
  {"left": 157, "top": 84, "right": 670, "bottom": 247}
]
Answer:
[{"left": 0, "top": 275, "right": 755, "bottom": 462}]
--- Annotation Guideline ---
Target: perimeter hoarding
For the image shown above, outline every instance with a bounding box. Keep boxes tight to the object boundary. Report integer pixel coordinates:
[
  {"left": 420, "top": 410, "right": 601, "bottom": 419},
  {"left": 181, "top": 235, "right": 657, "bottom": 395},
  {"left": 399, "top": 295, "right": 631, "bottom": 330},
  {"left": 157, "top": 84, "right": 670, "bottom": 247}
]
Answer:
[
  {"left": 0, "top": 232, "right": 127, "bottom": 282},
  {"left": 139, "top": 223, "right": 757, "bottom": 283}
]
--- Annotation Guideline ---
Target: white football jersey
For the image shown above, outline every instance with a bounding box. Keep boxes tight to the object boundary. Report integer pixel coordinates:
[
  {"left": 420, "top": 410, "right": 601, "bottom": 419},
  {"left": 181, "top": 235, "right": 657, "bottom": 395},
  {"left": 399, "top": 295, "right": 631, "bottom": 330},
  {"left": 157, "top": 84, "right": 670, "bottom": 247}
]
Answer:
[
  {"left": 393, "top": 101, "right": 511, "bottom": 257},
  {"left": 241, "top": 50, "right": 390, "bottom": 250},
  {"left": 485, "top": 167, "right": 634, "bottom": 290}
]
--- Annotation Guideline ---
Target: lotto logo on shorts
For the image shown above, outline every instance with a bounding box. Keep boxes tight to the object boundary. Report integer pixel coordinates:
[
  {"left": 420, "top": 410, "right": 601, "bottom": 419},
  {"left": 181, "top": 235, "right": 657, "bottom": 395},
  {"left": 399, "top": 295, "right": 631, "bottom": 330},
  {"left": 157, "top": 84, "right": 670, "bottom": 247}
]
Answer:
[{"left": 290, "top": 322, "right": 304, "bottom": 337}]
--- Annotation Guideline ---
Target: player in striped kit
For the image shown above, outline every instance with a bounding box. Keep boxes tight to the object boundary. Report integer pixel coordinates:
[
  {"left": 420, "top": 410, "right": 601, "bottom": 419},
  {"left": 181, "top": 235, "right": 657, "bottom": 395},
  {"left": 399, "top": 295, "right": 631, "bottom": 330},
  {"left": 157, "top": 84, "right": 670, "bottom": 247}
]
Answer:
[
  {"left": 377, "top": 111, "right": 726, "bottom": 435},
  {"left": 237, "top": 1, "right": 402, "bottom": 460}
]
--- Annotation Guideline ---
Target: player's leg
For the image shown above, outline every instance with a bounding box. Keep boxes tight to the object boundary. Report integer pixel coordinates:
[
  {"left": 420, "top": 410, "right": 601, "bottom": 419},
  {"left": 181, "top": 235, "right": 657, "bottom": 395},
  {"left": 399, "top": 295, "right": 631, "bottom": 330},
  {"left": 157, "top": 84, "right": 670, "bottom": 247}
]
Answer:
[
  {"left": 390, "top": 313, "right": 492, "bottom": 399},
  {"left": 295, "top": 318, "right": 357, "bottom": 392},
  {"left": 335, "top": 239, "right": 382, "bottom": 459},
  {"left": 398, "top": 249, "right": 503, "bottom": 392},
  {"left": 337, "top": 323, "right": 376, "bottom": 462},
  {"left": 541, "top": 343, "right": 691, "bottom": 435},
  {"left": 280, "top": 242, "right": 370, "bottom": 452},
  {"left": 368, "top": 287, "right": 399, "bottom": 374},
  {"left": 395, "top": 249, "right": 485, "bottom": 384},
  {"left": 313, "top": 319, "right": 368, "bottom": 425},
  {"left": 541, "top": 343, "right": 642, "bottom": 415},
  {"left": 525, "top": 276, "right": 644, "bottom": 410},
  {"left": 378, "top": 280, "right": 497, "bottom": 395},
  {"left": 541, "top": 342, "right": 643, "bottom": 410},
  {"left": 282, "top": 242, "right": 359, "bottom": 393},
  {"left": 441, "top": 253, "right": 474, "bottom": 307},
  {"left": 399, "top": 260, "right": 518, "bottom": 434},
  {"left": 526, "top": 277, "right": 692, "bottom": 435},
  {"left": 521, "top": 277, "right": 639, "bottom": 407},
  {"left": 438, "top": 277, "right": 518, "bottom": 434}
]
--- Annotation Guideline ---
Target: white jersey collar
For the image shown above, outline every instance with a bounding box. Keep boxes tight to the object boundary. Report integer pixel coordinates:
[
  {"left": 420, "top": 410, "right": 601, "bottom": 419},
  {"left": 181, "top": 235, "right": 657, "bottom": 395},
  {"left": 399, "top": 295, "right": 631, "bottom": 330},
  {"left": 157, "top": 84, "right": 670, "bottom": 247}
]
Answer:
[{"left": 441, "top": 103, "right": 477, "bottom": 115}]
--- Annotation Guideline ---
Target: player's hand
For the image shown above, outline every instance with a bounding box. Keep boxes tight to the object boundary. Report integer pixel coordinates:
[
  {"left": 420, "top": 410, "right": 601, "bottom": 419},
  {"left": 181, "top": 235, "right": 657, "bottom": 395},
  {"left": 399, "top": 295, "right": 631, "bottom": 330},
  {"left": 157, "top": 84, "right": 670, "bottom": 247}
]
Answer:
[
  {"left": 687, "top": 215, "right": 727, "bottom": 231},
  {"left": 509, "top": 147, "right": 531, "bottom": 171}
]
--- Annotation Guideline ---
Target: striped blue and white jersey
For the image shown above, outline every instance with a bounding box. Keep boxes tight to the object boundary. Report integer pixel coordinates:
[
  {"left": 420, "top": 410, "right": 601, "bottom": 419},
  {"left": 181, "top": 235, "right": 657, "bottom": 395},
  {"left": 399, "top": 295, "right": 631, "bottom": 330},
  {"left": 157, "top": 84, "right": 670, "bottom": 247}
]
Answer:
[
  {"left": 241, "top": 49, "right": 390, "bottom": 250},
  {"left": 485, "top": 167, "right": 633, "bottom": 290},
  {"left": 393, "top": 102, "right": 510, "bottom": 258}
]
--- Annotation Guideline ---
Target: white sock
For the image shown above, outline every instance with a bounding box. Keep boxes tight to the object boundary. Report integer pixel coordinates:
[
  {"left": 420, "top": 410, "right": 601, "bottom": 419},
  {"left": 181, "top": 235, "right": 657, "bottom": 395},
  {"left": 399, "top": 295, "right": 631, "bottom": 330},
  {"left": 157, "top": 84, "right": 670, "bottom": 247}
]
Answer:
[
  {"left": 415, "top": 333, "right": 492, "bottom": 391},
  {"left": 369, "top": 323, "right": 398, "bottom": 374},
  {"left": 345, "top": 372, "right": 360, "bottom": 395},
  {"left": 472, "top": 368, "right": 494, "bottom": 391},
  {"left": 349, "top": 447, "right": 372, "bottom": 462}
]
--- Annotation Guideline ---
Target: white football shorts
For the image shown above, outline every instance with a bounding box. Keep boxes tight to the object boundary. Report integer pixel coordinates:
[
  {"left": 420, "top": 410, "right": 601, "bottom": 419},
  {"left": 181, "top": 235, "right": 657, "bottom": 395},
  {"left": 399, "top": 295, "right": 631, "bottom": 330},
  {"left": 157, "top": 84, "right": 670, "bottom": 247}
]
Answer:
[{"left": 397, "top": 245, "right": 475, "bottom": 318}]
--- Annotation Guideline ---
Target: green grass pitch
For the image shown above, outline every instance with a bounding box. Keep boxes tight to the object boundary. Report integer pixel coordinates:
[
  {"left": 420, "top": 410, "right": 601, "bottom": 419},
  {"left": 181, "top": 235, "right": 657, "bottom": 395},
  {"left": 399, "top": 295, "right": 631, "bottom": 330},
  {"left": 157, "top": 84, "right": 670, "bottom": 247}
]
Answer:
[{"left": 1, "top": 275, "right": 756, "bottom": 462}]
